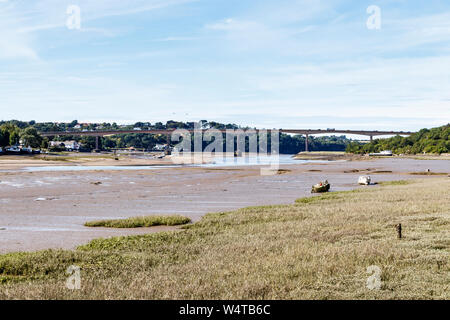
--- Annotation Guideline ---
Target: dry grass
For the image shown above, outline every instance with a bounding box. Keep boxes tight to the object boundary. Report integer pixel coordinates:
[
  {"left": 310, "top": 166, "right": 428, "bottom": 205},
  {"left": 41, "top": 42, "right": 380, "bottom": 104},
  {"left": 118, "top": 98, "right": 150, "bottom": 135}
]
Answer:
[
  {"left": 0, "top": 178, "right": 449, "bottom": 299},
  {"left": 84, "top": 215, "right": 191, "bottom": 228},
  {"left": 378, "top": 180, "right": 412, "bottom": 186}
]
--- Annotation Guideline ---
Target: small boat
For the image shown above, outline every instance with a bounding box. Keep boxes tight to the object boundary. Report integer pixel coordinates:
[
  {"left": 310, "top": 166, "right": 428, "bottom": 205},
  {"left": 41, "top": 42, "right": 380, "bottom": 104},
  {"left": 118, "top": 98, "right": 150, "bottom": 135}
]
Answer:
[
  {"left": 6, "top": 146, "right": 21, "bottom": 154},
  {"left": 358, "top": 176, "right": 371, "bottom": 185},
  {"left": 311, "top": 180, "right": 330, "bottom": 193},
  {"left": 369, "top": 150, "right": 393, "bottom": 156},
  {"left": 21, "top": 146, "right": 33, "bottom": 154}
]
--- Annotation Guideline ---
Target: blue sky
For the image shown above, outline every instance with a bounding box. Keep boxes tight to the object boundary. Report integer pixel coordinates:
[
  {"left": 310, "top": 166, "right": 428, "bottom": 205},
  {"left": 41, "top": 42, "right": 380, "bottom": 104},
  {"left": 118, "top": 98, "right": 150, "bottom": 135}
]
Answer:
[{"left": 1, "top": 0, "right": 449, "bottom": 130}]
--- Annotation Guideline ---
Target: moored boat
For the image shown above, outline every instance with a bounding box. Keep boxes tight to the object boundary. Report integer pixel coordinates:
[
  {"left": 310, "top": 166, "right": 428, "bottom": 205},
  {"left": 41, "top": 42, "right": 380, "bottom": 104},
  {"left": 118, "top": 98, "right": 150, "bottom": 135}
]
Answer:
[
  {"left": 311, "top": 180, "right": 330, "bottom": 193},
  {"left": 369, "top": 150, "right": 393, "bottom": 156},
  {"left": 358, "top": 176, "right": 371, "bottom": 185}
]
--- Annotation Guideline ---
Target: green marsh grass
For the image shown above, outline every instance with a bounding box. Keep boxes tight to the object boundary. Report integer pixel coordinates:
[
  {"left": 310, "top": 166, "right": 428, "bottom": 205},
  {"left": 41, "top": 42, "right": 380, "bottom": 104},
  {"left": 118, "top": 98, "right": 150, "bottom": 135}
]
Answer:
[{"left": 84, "top": 215, "right": 191, "bottom": 228}]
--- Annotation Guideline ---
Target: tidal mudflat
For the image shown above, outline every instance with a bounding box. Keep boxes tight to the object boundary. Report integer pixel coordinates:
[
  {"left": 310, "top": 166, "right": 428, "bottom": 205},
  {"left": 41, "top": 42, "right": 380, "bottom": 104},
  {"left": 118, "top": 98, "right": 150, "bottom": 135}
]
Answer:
[{"left": 0, "top": 156, "right": 448, "bottom": 253}]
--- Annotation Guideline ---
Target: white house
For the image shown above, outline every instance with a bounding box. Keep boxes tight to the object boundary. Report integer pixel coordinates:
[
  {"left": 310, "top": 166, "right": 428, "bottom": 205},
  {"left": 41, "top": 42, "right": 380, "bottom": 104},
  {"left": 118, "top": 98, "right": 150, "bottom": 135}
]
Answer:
[{"left": 50, "top": 140, "right": 80, "bottom": 151}]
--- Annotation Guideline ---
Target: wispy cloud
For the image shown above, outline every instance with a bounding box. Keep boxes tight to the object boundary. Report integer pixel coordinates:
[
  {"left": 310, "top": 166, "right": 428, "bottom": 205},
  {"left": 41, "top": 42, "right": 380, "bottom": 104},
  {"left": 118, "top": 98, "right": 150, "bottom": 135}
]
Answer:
[
  {"left": 0, "top": 1, "right": 37, "bottom": 60},
  {"left": 0, "top": 0, "right": 196, "bottom": 61},
  {"left": 1, "top": 0, "right": 449, "bottom": 130},
  {"left": 154, "top": 36, "right": 199, "bottom": 42},
  {"left": 4, "top": 0, "right": 197, "bottom": 34}
]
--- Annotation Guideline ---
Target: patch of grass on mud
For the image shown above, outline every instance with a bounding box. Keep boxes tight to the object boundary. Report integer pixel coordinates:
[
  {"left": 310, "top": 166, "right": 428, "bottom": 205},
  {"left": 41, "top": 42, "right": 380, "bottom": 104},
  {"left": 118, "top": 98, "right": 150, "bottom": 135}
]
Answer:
[
  {"left": 0, "top": 178, "right": 448, "bottom": 299},
  {"left": 409, "top": 172, "right": 448, "bottom": 176},
  {"left": 379, "top": 180, "right": 412, "bottom": 186},
  {"left": 84, "top": 215, "right": 191, "bottom": 228},
  {"left": 295, "top": 190, "right": 361, "bottom": 204}
]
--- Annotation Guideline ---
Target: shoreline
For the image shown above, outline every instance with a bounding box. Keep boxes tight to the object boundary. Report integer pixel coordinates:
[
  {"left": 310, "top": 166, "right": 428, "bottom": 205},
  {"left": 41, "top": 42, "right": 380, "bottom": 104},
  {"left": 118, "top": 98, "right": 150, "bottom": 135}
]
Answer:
[{"left": 1, "top": 151, "right": 448, "bottom": 170}]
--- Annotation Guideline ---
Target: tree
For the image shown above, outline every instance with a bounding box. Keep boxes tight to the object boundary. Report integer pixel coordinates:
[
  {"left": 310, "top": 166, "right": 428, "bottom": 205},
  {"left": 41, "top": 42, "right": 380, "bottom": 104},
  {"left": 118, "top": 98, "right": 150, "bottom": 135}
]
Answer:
[
  {"left": 0, "top": 129, "right": 9, "bottom": 147},
  {"left": 0, "top": 123, "right": 21, "bottom": 146},
  {"left": 345, "top": 124, "right": 449, "bottom": 154},
  {"left": 20, "top": 127, "right": 43, "bottom": 148}
]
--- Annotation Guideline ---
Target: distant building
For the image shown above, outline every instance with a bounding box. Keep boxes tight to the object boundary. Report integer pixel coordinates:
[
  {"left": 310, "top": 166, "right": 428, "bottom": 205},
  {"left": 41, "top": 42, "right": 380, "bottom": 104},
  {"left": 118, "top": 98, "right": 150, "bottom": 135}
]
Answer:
[{"left": 50, "top": 140, "right": 80, "bottom": 151}]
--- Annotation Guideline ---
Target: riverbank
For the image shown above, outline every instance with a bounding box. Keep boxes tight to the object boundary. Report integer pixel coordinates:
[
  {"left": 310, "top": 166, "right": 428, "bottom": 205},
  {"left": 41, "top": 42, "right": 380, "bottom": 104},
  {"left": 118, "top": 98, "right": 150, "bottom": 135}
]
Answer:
[
  {"left": 294, "top": 151, "right": 362, "bottom": 161},
  {"left": 0, "top": 153, "right": 175, "bottom": 170},
  {"left": 2, "top": 152, "right": 449, "bottom": 170},
  {"left": 294, "top": 151, "right": 450, "bottom": 161},
  {"left": 0, "top": 178, "right": 448, "bottom": 299}
]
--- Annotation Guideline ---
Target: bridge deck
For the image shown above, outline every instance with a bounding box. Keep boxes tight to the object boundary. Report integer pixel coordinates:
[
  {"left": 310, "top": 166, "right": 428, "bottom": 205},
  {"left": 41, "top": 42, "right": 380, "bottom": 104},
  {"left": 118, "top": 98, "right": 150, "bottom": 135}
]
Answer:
[
  {"left": 40, "top": 129, "right": 414, "bottom": 152},
  {"left": 40, "top": 129, "right": 414, "bottom": 137}
]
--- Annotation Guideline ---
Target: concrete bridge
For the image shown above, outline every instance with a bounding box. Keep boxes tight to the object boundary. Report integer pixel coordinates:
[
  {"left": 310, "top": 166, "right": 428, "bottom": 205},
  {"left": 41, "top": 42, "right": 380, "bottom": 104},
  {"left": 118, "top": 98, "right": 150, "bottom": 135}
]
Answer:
[{"left": 40, "top": 128, "right": 414, "bottom": 152}]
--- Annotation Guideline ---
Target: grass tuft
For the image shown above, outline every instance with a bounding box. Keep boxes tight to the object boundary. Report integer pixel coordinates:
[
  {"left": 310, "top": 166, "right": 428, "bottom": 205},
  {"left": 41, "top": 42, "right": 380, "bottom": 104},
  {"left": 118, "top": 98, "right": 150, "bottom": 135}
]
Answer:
[
  {"left": 409, "top": 172, "right": 448, "bottom": 176},
  {"left": 379, "top": 180, "right": 412, "bottom": 186},
  {"left": 295, "top": 189, "right": 361, "bottom": 204},
  {"left": 84, "top": 215, "right": 191, "bottom": 228}
]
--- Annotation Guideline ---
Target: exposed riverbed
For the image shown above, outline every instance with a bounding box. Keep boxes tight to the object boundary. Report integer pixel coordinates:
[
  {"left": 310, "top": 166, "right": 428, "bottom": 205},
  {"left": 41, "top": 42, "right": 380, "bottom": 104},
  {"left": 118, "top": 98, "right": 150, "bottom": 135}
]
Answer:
[{"left": 0, "top": 156, "right": 448, "bottom": 253}]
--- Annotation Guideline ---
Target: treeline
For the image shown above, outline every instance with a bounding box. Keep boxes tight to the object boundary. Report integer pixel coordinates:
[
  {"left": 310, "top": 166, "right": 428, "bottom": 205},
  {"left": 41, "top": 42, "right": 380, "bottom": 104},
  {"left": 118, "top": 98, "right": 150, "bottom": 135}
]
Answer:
[
  {"left": 0, "top": 123, "right": 43, "bottom": 148},
  {"left": 346, "top": 124, "right": 450, "bottom": 154},
  {"left": 102, "top": 132, "right": 350, "bottom": 153},
  {"left": 279, "top": 135, "right": 349, "bottom": 153},
  {"left": 0, "top": 120, "right": 354, "bottom": 153}
]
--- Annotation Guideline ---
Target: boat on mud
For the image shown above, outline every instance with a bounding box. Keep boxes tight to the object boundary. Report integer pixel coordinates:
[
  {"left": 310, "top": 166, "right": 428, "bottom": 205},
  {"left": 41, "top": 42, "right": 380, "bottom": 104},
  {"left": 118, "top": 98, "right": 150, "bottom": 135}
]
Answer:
[
  {"left": 358, "top": 176, "right": 371, "bottom": 185},
  {"left": 311, "top": 180, "right": 330, "bottom": 193}
]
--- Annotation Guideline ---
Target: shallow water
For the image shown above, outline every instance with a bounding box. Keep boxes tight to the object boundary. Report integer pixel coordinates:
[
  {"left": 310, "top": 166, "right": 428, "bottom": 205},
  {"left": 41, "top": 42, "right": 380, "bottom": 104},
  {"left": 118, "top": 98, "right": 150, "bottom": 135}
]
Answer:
[{"left": 22, "top": 154, "right": 330, "bottom": 172}]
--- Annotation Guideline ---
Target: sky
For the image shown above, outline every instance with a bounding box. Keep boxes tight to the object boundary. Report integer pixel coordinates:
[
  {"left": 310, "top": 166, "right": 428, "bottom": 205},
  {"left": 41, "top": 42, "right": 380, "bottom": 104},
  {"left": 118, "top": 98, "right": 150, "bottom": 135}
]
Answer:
[{"left": 0, "top": 0, "right": 449, "bottom": 131}]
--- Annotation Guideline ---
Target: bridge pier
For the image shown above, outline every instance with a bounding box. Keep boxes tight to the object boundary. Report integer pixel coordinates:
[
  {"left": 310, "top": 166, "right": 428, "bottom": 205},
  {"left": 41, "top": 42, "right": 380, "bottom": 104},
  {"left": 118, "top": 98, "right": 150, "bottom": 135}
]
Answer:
[
  {"left": 95, "top": 136, "right": 100, "bottom": 152},
  {"left": 370, "top": 135, "right": 373, "bottom": 142},
  {"left": 305, "top": 134, "right": 309, "bottom": 152}
]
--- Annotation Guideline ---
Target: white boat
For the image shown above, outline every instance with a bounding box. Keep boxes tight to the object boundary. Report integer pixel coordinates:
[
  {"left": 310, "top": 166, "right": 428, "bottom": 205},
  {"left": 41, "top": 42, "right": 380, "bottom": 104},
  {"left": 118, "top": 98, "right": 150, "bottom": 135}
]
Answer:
[
  {"left": 358, "top": 176, "right": 371, "bottom": 185},
  {"left": 369, "top": 150, "right": 393, "bottom": 156},
  {"left": 6, "top": 146, "right": 21, "bottom": 153}
]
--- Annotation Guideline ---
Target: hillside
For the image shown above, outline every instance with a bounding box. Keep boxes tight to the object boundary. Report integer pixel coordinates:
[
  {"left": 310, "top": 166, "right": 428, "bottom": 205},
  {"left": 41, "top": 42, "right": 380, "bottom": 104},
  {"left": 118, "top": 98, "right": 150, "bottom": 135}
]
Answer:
[
  {"left": 346, "top": 124, "right": 450, "bottom": 154},
  {"left": 0, "top": 120, "right": 353, "bottom": 153}
]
